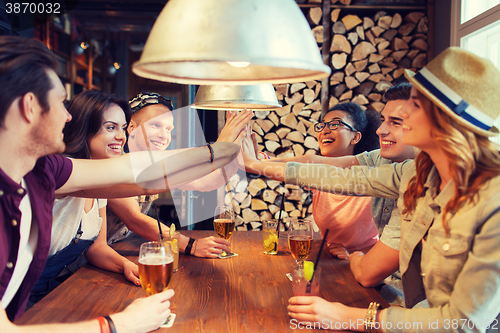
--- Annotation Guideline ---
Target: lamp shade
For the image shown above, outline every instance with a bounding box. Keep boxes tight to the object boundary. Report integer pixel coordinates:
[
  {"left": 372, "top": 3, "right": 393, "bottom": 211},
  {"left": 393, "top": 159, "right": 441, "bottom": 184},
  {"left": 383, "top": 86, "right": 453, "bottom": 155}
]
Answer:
[
  {"left": 132, "top": 0, "right": 331, "bottom": 85},
  {"left": 192, "top": 84, "right": 282, "bottom": 110}
]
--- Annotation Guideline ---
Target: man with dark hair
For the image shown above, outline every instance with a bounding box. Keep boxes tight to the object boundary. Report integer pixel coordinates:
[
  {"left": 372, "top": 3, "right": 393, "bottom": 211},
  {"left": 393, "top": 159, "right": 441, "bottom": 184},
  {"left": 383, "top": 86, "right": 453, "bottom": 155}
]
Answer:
[{"left": 0, "top": 36, "right": 249, "bottom": 331}]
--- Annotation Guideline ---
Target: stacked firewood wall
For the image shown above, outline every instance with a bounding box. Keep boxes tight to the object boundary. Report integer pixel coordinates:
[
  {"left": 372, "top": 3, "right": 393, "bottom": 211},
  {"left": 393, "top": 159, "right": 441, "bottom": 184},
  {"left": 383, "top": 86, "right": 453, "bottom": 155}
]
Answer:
[{"left": 229, "top": 8, "right": 428, "bottom": 231}]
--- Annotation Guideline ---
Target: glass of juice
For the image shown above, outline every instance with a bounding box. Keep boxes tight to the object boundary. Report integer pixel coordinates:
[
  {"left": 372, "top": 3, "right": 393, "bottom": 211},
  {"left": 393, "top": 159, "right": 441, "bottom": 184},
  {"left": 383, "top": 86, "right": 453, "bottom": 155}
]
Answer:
[
  {"left": 288, "top": 219, "right": 313, "bottom": 268},
  {"left": 160, "top": 231, "right": 179, "bottom": 272},
  {"left": 213, "top": 206, "right": 235, "bottom": 257},
  {"left": 138, "top": 241, "right": 174, "bottom": 295},
  {"left": 262, "top": 219, "right": 279, "bottom": 255}
]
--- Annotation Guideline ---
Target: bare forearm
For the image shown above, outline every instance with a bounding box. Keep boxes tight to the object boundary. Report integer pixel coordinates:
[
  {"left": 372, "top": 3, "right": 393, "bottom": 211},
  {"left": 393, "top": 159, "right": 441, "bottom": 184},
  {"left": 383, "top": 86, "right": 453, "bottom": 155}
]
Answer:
[
  {"left": 244, "top": 160, "right": 287, "bottom": 181},
  {"left": 349, "top": 241, "right": 399, "bottom": 287},
  {"left": 85, "top": 243, "right": 130, "bottom": 274}
]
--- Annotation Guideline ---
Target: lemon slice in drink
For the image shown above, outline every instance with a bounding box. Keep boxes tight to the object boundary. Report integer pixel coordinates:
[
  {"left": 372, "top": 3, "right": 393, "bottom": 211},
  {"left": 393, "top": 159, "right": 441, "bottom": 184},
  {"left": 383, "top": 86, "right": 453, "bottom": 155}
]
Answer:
[
  {"left": 169, "top": 224, "right": 176, "bottom": 238},
  {"left": 304, "top": 261, "right": 314, "bottom": 281},
  {"left": 170, "top": 239, "right": 179, "bottom": 254}
]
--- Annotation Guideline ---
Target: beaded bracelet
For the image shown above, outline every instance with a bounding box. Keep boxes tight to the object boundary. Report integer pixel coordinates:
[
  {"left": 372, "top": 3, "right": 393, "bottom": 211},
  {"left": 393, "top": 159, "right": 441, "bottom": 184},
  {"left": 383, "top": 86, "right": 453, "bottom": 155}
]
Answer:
[
  {"left": 185, "top": 237, "right": 196, "bottom": 256},
  {"left": 104, "top": 316, "right": 117, "bottom": 333},
  {"left": 206, "top": 143, "right": 215, "bottom": 172},
  {"left": 364, "top": 302, "right": 379, "bottom": 333},
  {"left": 258, "top": 151, "right": 270, "bottom": 160},
  {"left": 97, "top": 316, "right": 110, "bottom": 333}
]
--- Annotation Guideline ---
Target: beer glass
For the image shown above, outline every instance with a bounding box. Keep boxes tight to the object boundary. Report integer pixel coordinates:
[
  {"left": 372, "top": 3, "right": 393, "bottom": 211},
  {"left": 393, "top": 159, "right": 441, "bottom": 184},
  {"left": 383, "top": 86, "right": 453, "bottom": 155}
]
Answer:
[
  {"left": 138, "top": 241, "right": 174, "bottom": 295},
  {"left": 288, "top": 219, "right": 313, "bottom": 268},
  {"left": 213, "top": 206, "right": 235, "bottom": 257}
]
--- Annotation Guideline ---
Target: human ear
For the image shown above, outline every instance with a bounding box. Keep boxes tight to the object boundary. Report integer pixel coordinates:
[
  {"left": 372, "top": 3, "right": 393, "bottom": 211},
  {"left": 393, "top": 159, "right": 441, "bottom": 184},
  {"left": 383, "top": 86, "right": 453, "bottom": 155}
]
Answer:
[
  {"left": 127, "top": 119, "right": 137, "bottom": 137},
  {"left": 20, "top": 93, "right": 38, "bottom": 124},
  {"left": 351, "top": 132, "right": 362, "bottom": 145}
]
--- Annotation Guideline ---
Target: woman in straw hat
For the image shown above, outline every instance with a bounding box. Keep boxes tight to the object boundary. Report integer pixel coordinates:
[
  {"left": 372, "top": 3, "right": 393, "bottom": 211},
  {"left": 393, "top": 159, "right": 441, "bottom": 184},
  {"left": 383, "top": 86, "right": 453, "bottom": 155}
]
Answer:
[{"left": 284, "top": 47, "right": 500, "bottom": 331}]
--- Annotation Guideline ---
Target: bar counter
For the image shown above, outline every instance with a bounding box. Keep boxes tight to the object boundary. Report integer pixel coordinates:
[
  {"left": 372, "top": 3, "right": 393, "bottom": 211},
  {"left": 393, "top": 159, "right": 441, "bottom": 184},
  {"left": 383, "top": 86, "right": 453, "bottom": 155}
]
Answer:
[{"left": 16, "top": 230, "right": 389, "bottom": 332}]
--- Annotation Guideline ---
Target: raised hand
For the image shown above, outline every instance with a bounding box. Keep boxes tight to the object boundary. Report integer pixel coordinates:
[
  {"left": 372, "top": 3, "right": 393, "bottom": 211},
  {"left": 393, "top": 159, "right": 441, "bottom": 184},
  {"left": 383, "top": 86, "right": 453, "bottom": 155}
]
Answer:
[{"left": 216, "top": 110, "right": 253, "bottom": 146}]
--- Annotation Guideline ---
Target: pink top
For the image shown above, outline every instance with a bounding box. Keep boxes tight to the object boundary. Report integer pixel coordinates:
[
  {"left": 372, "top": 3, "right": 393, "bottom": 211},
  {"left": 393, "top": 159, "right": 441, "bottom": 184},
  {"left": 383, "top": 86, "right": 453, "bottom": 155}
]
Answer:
[{"left": 312, "top": 190, "right": 379, "bottom": 252}]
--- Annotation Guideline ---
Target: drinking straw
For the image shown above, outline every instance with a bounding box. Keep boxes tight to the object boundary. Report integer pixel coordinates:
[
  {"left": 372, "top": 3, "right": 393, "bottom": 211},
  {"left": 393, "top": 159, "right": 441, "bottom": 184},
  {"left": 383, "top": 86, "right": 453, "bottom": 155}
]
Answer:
[
  {"left": 306, "top": 228, "right": 329, "bottom": 293},
  {"left": 154, "top": 203, "right": 164, "bottom": 241},
  {"left": 277, "top": 192, "right": 285, "bottom": 237}
]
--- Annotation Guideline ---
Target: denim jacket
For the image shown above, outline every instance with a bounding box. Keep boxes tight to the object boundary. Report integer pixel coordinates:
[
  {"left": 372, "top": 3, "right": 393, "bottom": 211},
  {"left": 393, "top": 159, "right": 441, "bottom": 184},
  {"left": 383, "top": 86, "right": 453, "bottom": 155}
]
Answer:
[{"left": 285, "top": 161, "right": 500, "bottom": 332}]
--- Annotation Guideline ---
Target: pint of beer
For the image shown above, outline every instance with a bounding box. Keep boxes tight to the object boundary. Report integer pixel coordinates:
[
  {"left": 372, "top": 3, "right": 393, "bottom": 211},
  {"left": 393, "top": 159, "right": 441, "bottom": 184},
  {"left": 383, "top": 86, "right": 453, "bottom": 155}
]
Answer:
[{"left": 139, "top": 241, "right": 174, "bottom": 296}]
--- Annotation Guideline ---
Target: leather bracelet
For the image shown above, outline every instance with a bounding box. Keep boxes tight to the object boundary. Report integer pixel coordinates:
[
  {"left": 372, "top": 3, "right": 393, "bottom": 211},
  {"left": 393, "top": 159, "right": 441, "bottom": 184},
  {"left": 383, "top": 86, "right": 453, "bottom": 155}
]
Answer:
[
  {"left": 206, "top": 143, "right": 215, "bottom": 172},
  {"left": 104, "top": 315, "right": 117, "bottom": 333},
  {"left": 97, "top": 316, "right": 110, "bottom": 333},
  {"left": 192, "top": 239, "right": 198, "bottom": 256},
  {"left": 185, "top": 237, "right": 196, "bottom": 256}
]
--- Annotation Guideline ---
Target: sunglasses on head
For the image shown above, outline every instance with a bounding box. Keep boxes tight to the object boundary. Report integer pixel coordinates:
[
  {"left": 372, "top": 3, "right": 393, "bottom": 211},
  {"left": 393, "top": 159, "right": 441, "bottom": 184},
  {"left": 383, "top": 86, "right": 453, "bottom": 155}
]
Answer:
[
  {"left": 129, "top": 92, "right": 173, "bottom": 113},
  {"left": 313, "top": 118, "right": 357, "bottom": 132}
]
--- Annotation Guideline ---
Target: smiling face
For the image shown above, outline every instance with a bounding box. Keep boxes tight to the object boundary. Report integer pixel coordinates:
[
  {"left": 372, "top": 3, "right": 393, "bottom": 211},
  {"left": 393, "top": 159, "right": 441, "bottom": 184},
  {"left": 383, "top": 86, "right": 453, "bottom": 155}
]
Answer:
[
  {"left": 376, "top": 100, "right": 416, "bottom": 163},
  {"left": 317, "top": 110, "right": 360, "bottom": 157},
  {"left": 127, "top": 104, "right": 174, "bottom": 152},
  {"left": 88, "top": 104, "right": 127, "bottom": 159}
]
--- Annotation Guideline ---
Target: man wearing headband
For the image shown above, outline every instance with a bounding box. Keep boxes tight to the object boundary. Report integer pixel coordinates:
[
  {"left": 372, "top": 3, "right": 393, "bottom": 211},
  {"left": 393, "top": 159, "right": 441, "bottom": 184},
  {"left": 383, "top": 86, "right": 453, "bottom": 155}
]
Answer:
[{"left": 106, "top": 92, "right": 245, "bottom": 258}]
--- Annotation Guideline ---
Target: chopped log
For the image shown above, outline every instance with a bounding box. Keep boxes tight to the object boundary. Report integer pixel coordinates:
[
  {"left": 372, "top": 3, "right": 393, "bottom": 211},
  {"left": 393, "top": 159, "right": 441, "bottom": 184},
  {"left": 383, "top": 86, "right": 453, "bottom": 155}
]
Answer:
[
  {"left": 296, "top": 121, "right": 307, "bottom": 135},
  {"left": 286, "top": 131, "right": 305, "bottom": 143},
  {"left": 382, "top": 67, "right": 393, "bottom": 75},
  {"left": 379, "top": 58, "right": 398, "bottom": 69},
  {"left": 281, "top": 113, "right": 298, "bottom": 128},
  {"left": 285, "top": 92, "right": 303, "bottom": 105},
  {"left": 339, "top": 90, "right": 353, "bottom": 101},
  {"left": 407, "top": 49, "right": 420, "bottom": 59},
  {"left": 332, "top": 21, "right": 347, "bottom": 35},
  {"left": 384, "top": 73, "right": 393, "bottom": 82},
  {"left": 378, "top": 40, "right": 390, "bottom": 52},
  {"left": 342, "top": 14, "right": 362, "bottom": 31},
  {"left": 290, "top": 83, "right": 306, "bottom": 94},
  {"left": 375, "top": 81, "right": 392, "bottom": 92},
  {"left": 259, "top": 211, "right": 273, "bottom": 222},
  {"left": 365, "top": 30, "right": 376, "bottom": 46},
  {"left": 330, "top": 71, "right": 345, "bottom": 85},
  {"left": 392, "top": 37, "right": 409, "bottom": 51},
  {"left": 391, "top": 50, "right": 408, "bottom": 62},
  {"left": 398, "top": 23, "right": 416, "bottom": 36},
  {"left": 304, "top": 136, "right": 319, "bottom": 149},
  {"left": 391, "top": 13, "right": 402, "bottom": 28},
  {"left": 268, "top": 204, "right": 280, "bottom": 215},
  {"left": 293, "top": 144, "right": 305, "bottom": 156},
  {"left": 275, "top": 91, "right": 283, "bottom": 101},
  {"left": 370, "top": 102, "right": 385, "bottom": 112},
  {"left": 274, "top": 84, "right": 288, "bottom": 96},
  {"left": 290, "top": 210, "right": 302, "bottom": 217},
  {"left": 347, "top": 32, "right": 359, "bottom": 46},
  {"left": 414, "top": 33, "right": 427, "bottom": 40},
  {"left": 252, "top": 121, "right": 264, "bottom": 136},
  {"left": 368, "top": 63, "right": 381, "bottom": 73},
  {"left": 329, "top": 96, "right": 339, "bottom": 109},
  {"left": 264, "top": 132, "right": 279, "bottom": 142},
  {"left": 242, "top": 208, "right": 259, "bottom": 222},
  {"left": 267, "top": 180, "right": 281, "bottom": 190},
  {"left": 345, "top": 63, "right": 356, "bottom": 76},
  {"left": 369, "top": 73, "right": 384, "bottom": 82},
  {"left": 412, "top": 39, "right": 428, "bottom": 51},
  {"left": 254, "top": 133, "right": 263, "bottom": 143},
  {"left": 299, "top": 110, "right": 312, "bottom": 118},
  {"left": 398, "top": 57, "right": 412, "bottom": 68},
  {"left": 354, "top": 58, "right": 368, "bottom": 72},
  {"left": 234, "top": 192, "right": 248, "bottom": 203},
  {"left": 381, "top": 29, "right": 398, "bottom": 42},
  {"left": 254, "top": 111, "right": 270, "bottom": 120},
  {"left": 368, "top": 93, "right": 382, "bottom": 102},
  {"left": 352, "top": 41, "right": 377, "bottom": 61},
  {"left": 281, "top": 139, "right": 293, "bottom": 148},
  {"left": 248, "top": 178, "right": 267, "bottom": 196},
  {"left": 417, "top": 17, "right": 428, "bottom": 34},
  {"left": 268, "top": 112, "right": 279, "bottom": 126},
  {"left": 305, "top": 149, "right": 318, "bottom": 155},
  {"left": 308, "top": 7, "right": 322, "bottom": 26},
  {"left": 331, "top": 8, "right": 341, "bottom": 22},
  {"left": 378, "top": 16, "right": 392, "bottom": 29},
  {"left": 314, "top": 82, "right": 321, "bottom": 99},
  {"left": 352, "top": 94, "right": 369, "bottom": 105},
  {"left": 305, "top": 81, "right": 316, "bottom": 89},
  {"left": 355, "top": 81, "right": 375, "bottom": 96},
  {"left": 262, "top": 189, "right": 277, "bottom": 203},
  {"left": 284, "top": 202, "right": 295, "bottom": 212},
  {"left": 371, "top": 26, "right": 385, "bottom": 38},
  {"left": 363, "top": 17, "right": 374, "bottom": 30},
  {"left": 311, "top": 111, "right": 321, "bottom": 121},
  {"left": 355, "top": 71, "right": 370, "bottom": 83},
  {"left": 368, "top": 53, "right": 385, "bottom": 63},
  {"left": 332, "top": 53, "right": 348, "bottom": 69},
  {"left": 251, "top": 198, "right": 268, "bottom": 211},
  {"left": 276, "top": 104, "right": 291, "bottom": 117},
  {"left": 402, "top": 36, "right": 413, "bottom": 43},
  {"left": 312, "top": 25, "right": 324, "bottom": 44},
  {"left": 304, "top": 100, "right": 321, "bottom": 111},
  {"left": 412, "top": 53, "right": 426, "bottom": 68},
  {"left": 393, "top": 67, "right": 405, "bottom": 78},
  {"left": 356, "top": 25, "right": 365, "bottom": 40},
  {"left": 256, "top": 119, "right": 274, "bottom": 132},
  {"left": 405, "top": 12, "right": 425, "bottom": 24},
  {"left": 307, "top": 124, "right": 317, "bottom": 137},
  {"left": 333, "top": 83, "right": 347, "bottom": 98},
  {"left": 258, "top": 144, "right": 264, "bottom": 151},
  {"left": 330, "top": 34, "right": 352, "bottom": 53},
  {"left": 265, "top": 140, "right": 280, "bottom": 153},
  {"left": 373, "top": 11, "right": 387, "bottom": 23},
  {"left": 292, "top": 102, "right": 305, "bottom": 116},
  {"left": 303, "top": 89, "right": 315, "bottom": 104},
  {"left": 380, "top": 49, "right": 392, "bottom": 57},
  {"left": 298, "top": 116, "right": 313, "bottom": 128},
  {"left": 345, "top": 76, "right": 360, "bottom": 89}
]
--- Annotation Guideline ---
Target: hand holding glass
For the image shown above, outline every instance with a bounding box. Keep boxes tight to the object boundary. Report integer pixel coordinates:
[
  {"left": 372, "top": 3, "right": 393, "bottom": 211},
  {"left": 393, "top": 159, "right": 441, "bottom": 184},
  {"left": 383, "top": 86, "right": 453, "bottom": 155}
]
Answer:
[{"left": 139, "top": 241, "right": 174, "bottom": 295}]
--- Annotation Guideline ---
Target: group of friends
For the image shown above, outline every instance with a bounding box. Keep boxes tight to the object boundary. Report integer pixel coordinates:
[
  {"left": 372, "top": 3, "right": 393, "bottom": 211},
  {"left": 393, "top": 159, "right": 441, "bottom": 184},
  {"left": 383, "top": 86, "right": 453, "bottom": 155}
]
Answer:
[{"left": 1, "top": 34, "right": 500, "bottom": 333}]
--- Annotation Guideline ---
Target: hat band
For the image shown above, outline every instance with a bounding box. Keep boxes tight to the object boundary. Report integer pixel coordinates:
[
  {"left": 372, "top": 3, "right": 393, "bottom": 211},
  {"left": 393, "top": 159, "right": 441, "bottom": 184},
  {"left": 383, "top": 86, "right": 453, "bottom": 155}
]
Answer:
[{"left": 414, "top": 68, "right": 494, "bottom": 131}]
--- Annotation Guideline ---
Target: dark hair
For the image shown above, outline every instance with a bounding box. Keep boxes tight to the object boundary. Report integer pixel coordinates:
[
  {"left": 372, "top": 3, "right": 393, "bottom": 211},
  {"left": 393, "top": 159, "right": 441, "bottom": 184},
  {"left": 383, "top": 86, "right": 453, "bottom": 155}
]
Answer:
[
  {"left": 0, "top": 36, "right": 57, "bottom": 127},
  {"left": 322, "top": 102, "right": 381, "bottom": 155},
  {"left": 64, "top": 90, "right": 131, "bottom": 159},
  {"left": 384, "top": 82, "right": 412, "bottom": 102}
]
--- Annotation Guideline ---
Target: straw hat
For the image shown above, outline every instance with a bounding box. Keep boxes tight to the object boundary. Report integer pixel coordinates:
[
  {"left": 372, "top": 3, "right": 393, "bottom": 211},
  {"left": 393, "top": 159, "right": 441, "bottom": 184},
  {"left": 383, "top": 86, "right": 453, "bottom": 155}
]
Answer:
[{"left": 405, "top": 47, "right": 500, "bottom": 137}]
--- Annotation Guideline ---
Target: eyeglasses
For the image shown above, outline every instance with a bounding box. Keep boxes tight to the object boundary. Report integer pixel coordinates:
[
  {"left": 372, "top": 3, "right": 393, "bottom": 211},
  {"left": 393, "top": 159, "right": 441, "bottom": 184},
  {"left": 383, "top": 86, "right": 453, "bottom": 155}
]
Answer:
[
  {"left": 129, "top": 92, "right": 173, "bottom": 113},
  {"left": 314, "top": 119, "right": 357, "bottom": 132}
]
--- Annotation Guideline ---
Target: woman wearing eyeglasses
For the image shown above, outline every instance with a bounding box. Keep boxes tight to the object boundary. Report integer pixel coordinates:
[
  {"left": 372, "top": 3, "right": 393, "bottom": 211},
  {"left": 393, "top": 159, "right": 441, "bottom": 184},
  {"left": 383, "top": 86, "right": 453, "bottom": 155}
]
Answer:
[{"left": 246, "top": 102, "right": 381, "bottom": 258}]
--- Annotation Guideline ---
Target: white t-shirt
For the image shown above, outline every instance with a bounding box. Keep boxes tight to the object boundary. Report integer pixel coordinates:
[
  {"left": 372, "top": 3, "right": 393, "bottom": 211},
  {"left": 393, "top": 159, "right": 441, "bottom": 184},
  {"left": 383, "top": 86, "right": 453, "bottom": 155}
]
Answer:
[{"left": 49, "top": 197, "right": 107, "bottom": 256}]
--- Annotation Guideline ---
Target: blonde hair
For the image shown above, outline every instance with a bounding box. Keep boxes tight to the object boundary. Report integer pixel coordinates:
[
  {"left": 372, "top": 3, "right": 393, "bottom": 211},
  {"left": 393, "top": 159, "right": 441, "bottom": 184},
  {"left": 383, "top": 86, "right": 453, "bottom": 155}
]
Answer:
[{"left": 403, "top": 90, "right": 500, "bottom": 232}]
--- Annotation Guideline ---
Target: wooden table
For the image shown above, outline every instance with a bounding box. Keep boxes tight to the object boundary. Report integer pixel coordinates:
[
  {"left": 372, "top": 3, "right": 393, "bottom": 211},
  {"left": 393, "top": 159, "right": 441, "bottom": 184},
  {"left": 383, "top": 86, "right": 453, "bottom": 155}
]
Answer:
[{"left": 16, "top": 230, "right": 388, "bottom": 332}]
